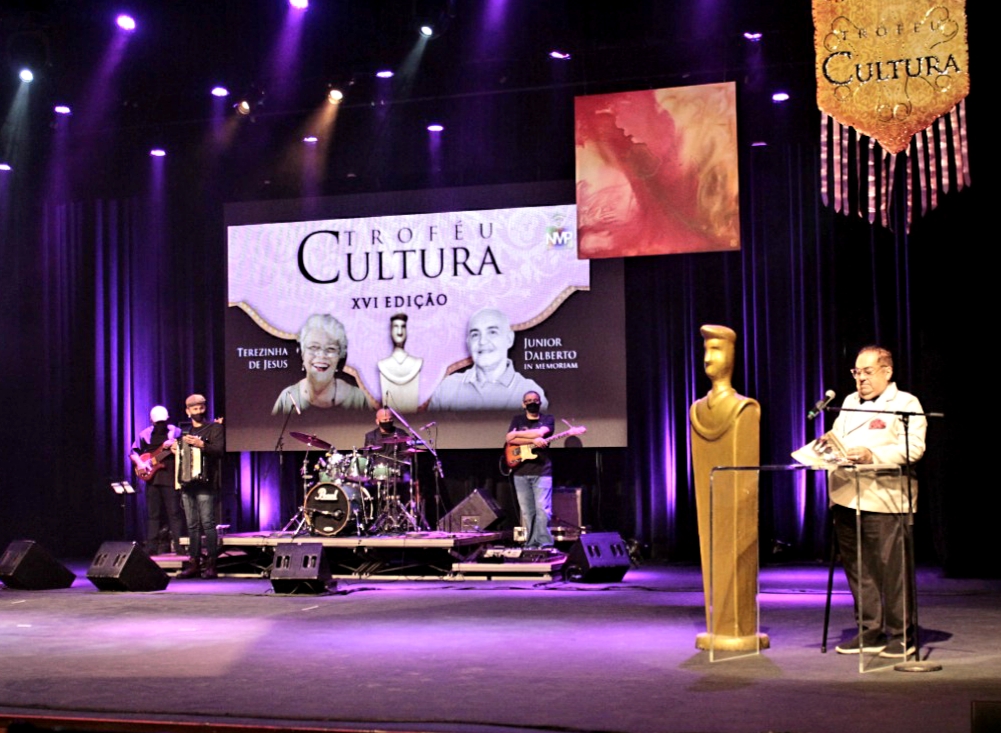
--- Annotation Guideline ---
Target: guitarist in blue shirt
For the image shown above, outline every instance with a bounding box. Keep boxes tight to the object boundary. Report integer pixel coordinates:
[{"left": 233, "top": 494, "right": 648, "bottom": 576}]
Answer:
[{"left": 505, "top": 391, "right": 557, "bottom": 551}]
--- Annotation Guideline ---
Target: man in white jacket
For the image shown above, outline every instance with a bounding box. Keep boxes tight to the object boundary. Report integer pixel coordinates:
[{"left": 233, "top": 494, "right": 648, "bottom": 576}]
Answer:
[{"left": 828, "top": 346, "right": 926, "bottom": 659}]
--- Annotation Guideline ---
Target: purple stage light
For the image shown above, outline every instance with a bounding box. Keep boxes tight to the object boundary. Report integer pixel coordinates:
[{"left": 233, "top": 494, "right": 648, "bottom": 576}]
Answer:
[
  {"left": 427, "top": 124, "right": 444, "bottom": 132},
  {"left": 0, "top": 163, "right": 11, "bottom": 172},
  {"left": 116, "top": 14, "right": 136, "bottom": 32},
  {"left": 743, "top": 32, "right": 763, "bottom": 42},
  {"left": 751, "top": 141, "right": 768, "bottom": 147},
  {"left": 772, "top": 91, "right": 790, "bottom": 102},
  {"left": 376, "top": 70, "right": 394, "bottom": 79},
  {"left": 289, "top": 0, "right": 308, "bottom": 8},
  {"left": 302, "top": 135, "right": 318, "bottom": 144},
  {"left": 19, "top": 68, "right": 34, "bottom": 83},
  {"left": 149, "top": 148, "right": 166, "bottom": 157},
  {"left": 211, "top": 86, "right": 229, "bottom": 98},
  {"left": 549, "top": 50, "right": 571, "bottom": 60},
  {"left": 54, "top": 105, "right": 72, "bottom": 115}
]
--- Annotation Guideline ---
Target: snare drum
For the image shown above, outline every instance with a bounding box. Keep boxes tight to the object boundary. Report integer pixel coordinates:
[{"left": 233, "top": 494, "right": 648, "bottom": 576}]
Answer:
[
  {"left": 303, "top": 481, "right": 370, "bottom": 536},
  {"left": 316, "top": 452, "right": 345, "bottom": 484}
]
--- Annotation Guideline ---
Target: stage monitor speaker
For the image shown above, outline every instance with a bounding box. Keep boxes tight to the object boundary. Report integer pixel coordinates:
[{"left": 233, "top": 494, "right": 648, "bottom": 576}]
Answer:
[
  {"left": 270, "top": 542, "right": 332, "bottom": 594},
  {"left": 437, "top": 488, "right": 504, "bottom": 533},
  {"left": 564, "top": 532, "right": 630, "bottom": 583},
  {"left": 972, "top": 701, "right": 1001, "bottom": 733},
  {"left": 86, "top": 542, "right": 169, "bottom": 592},
  {"left": 0, "top": 540, "right": 76, "bottom": 590}
]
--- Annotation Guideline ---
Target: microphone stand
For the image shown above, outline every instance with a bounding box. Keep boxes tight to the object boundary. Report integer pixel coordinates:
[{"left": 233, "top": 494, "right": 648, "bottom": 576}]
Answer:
[
  {"left": 387, "top": 407, "right": 437, "bottom": 530},
  {"left": 273, "top": 397, "right": 297, "bottom": 533}
]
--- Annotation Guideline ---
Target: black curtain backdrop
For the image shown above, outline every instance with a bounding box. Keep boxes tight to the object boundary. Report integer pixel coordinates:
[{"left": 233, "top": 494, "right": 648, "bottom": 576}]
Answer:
[
  {"left": 0, "top": 2, "right": 984, "bottom": 575},
  {"left": 0, "top": 133, "right": 977, "bottom": 573}
]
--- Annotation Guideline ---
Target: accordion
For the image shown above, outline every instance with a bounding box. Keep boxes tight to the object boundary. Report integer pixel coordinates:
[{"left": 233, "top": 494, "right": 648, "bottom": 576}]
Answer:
[{"left": 176, "top": 440, "right": 206, "bottom": 485}]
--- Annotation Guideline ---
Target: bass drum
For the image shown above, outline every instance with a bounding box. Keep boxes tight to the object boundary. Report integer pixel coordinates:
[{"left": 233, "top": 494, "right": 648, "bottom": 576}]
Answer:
[{"left": 304, "top": 481, "right": 370, "bottom": 536}]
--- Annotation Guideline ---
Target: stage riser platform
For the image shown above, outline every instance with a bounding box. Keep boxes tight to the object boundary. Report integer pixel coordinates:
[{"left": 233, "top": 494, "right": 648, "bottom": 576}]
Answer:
[{"left": 161, "top": 531, "right": 563, "bottom": 580}]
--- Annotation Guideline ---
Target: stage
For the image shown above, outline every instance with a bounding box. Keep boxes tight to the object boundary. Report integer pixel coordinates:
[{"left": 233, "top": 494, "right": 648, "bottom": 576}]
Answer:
[{"left": 1, "top": 563, "right": 999, "bottom": 733}]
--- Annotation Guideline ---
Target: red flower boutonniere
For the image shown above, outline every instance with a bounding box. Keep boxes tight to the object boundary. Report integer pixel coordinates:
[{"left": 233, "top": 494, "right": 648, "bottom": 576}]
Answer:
[{"left": 868, "top": 419, "right": 886, "bottom": 430}]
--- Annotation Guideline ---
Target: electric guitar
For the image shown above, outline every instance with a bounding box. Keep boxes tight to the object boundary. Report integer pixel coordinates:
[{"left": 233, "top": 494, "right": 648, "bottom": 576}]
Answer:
[
  {"left": 130, "top": 441, "right": 175, "bottom": 481},
  {"left": 500, "top": 425, "right": 587, "bottom": 475}
]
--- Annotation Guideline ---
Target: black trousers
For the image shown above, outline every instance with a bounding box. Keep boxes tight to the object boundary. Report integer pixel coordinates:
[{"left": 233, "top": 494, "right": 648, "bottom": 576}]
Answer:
[
  {"left": 833, "top": 504, "right": 916, "bottom": 639},
  {"left": 146, "top": 482, "right": 186, "bottom": 551}
]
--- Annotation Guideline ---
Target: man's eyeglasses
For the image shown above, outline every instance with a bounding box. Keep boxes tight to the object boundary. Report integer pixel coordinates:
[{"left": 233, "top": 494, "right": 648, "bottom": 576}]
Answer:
[{"left": 849, "top": 366, "right": 885, "bottom": 379}]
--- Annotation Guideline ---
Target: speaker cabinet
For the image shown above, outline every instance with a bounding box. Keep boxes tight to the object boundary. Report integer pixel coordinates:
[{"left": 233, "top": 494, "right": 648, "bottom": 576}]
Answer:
[
  {"left": 0, "top": 540, "right": 76, "bottom": 590},
  {"left": 86, "top": 542, "right": 169, "bottom": 592},
  {"left": 564, "top": 532, "right": 630, "bottom": 583},
  {"left": 270, "top": 543, "right": 332, "bottom": 594},
  {"left": 437, "top": 489, "right": 505, "bottom": 533},
  {"left": 972, "top": 701, "right": 1001, "bottom": 733},
  {"left": 551, "top": 487, "right": 584, "bottom": 541}
]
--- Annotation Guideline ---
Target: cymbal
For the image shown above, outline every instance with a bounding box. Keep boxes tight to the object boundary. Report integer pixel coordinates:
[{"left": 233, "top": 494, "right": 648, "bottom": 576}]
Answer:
[
  {"left": 377, "top": 434, "right": 412, "bottom": 445},
  {"left": 372, "top": 454, "right": 407, "bottom": 464},
  {"left": 404, "top": 448, "right": 427, "bottom": 454},
  {"left": 289, "top": 431, "right": 332, "bottom": 451}
]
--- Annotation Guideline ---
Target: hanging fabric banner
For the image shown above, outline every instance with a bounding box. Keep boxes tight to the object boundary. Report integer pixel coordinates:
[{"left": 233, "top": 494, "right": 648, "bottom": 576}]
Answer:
[{"left": 813, "top": 0, "right": 970, "bottom": 229}]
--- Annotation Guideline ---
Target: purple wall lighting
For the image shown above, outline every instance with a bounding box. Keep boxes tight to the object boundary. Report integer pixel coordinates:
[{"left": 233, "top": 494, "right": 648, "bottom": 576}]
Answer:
[
  {"left": 289, "top": 0, "right": 309, "bottom": 9},
  {"left": 427, "top": 123, "right": 444, "bottom": 132},
  {"left": 376, "top": 70, "right": 394, "bottom": 79},
  {"left": 772, "top": 91, "right": 790, "bottom": 102},
  {"left": 549, "top": 50, "right": 571, "bottom": 60},
  {"left": 211, "top": 86, "right": 229, "bottom": 98},
  {"left": 116, "top": 14, "right": 136, "bottom": 32},
  {"left": 54, "top": 105, "right": 72, "bottom": 115},
  {"left": 149, "top": 148, "right": 166, "bottom": 157}
]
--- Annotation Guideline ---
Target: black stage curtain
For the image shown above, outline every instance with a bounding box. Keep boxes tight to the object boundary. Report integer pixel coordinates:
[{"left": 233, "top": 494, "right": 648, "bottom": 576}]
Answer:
[{"left": 1, "top": 131, "right": 981, "bottom": 574}]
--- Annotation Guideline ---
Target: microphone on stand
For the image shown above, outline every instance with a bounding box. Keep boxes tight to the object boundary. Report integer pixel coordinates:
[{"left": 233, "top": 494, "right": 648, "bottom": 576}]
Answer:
[{"left": 807, "top": 390, "right": 836, "bottom": 421}]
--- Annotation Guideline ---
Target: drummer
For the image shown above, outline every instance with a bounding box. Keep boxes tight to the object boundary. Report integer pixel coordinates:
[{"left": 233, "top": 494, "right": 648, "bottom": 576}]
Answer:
[{"left": 363, "top": 408, "right": 411, "bottom": 486}]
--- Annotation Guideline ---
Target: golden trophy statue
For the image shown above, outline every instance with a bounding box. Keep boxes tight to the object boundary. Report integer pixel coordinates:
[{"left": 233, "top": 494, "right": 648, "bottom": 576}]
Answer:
[{"left": 690, "top": 324, "right": 768, "bottom": 652}]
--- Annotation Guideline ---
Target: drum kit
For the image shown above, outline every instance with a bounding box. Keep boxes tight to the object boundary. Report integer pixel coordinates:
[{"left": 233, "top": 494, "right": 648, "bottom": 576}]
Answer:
[{"left": 285, "top": 430, "right": 428, "bottom": 537}]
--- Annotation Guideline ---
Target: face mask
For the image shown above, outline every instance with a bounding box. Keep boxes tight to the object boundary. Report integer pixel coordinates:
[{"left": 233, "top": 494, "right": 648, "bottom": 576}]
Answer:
[
  {"left": 379, "top": 421, "right": 394, "bottom": 431},
  {"left": 525, "top": 402, "right": 541, "bottom": 415}
]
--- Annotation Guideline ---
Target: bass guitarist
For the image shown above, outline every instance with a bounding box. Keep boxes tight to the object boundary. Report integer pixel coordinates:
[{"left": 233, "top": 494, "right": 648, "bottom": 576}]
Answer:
[
  {"left": 505, "top": 391, "right": 557, "bottom": 552},
  {"left": 130, "top": 405, "right": 185, "bottom": 555}
]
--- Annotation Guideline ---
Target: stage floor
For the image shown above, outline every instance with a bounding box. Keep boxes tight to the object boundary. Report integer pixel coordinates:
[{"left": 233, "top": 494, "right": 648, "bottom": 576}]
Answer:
[{"left": 1, "top": 564, "right": 1000, "bottom": 733}]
